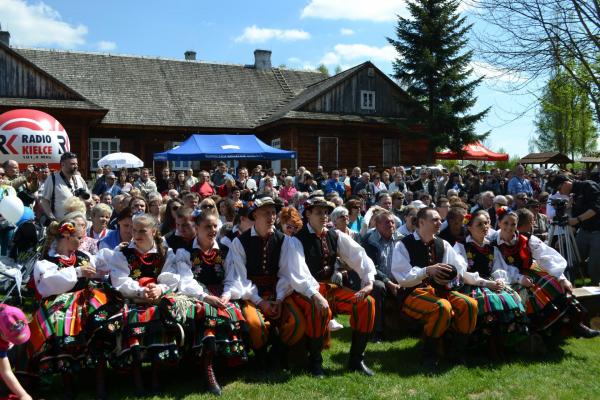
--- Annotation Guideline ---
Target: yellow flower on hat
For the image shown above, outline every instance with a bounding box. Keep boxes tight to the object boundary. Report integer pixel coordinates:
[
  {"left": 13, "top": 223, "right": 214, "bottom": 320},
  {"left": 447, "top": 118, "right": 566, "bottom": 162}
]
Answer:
[{"left": 507, "top": 256, "right": 514, "bottom": 264}]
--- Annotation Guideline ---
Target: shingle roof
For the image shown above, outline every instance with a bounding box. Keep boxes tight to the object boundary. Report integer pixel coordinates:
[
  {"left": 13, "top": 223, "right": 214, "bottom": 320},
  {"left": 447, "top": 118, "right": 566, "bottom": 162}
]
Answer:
[
  {"left": 519, "top": 152, "right": 573, "bottom": 164},
  {"left": 14, "top": 48, "right": 325, "bottom": 129},
  {"left": 0, "top": 97, "right": 105, "bottom": 111}
]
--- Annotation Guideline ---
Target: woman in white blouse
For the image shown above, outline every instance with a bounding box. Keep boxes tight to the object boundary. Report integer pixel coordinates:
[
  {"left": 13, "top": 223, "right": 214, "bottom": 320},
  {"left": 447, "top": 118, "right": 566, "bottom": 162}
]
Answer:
[
  {"left": 493, "top": 208, "right": 598, "bottom": 338},
  {"left": 29, "top": 219, "right": 118, "bottom": 400},
  {"left": 96, "top": 213, "right": 181, "bottom": 396}
]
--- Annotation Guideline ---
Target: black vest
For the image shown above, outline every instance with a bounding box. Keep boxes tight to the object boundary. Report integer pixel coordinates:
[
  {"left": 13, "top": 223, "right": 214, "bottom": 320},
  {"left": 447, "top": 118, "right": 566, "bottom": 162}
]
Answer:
[
  {"left": 120, "top": 245, "right": 165, "bottom": 280},
  {"left": 238, "top": 229, "right": 285, "bottom": 298},
  {"left": 401, "top": 234, "right": 444, "bottom": 269},
  {"left": 189, "top": 244, "right": 228, "bottom": 288},
  {"left": 295, "top": 225, "right": 338, "bottom": 281}
]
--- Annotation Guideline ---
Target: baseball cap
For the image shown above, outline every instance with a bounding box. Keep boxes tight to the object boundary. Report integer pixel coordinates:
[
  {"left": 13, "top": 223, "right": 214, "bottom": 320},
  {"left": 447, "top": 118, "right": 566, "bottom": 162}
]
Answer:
[
  {"left": 0, "top": 305, "right": 30, "bottom": 345},
  {"left": 554, "top": 174, "right": 572, "bottom": 187}
]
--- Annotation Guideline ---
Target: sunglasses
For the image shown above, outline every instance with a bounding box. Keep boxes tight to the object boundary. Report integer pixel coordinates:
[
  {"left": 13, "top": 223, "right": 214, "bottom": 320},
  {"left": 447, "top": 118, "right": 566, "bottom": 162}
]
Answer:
[{"left": 202, "top": 204, "right": 215, "bottom": 209}]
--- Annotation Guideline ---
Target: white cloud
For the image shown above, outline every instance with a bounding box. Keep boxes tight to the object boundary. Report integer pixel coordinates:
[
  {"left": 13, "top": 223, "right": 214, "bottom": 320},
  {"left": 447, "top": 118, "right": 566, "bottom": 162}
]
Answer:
[
  {"left": 97, "top": 40, "right": 116, "bottom": 51},
  {"left": 235, "top": 25, "right": 311, "bottom": 44},
  {"left": 0, "top": 0, "right": 87, "bottom": 48},
  {"left": 320, "top": 43, "right": 397, "bottom": 66},
  {"left": 302, "top": 0, "right": 472, "bottom": 22},
  {"left": 301, "top": 0, "right": 408, "bottom": 22},
  {"left": 340, "top": 28, "right": 355, "bottom": 36},
  {"left": 470, "top": 61, "right": 527, "bottom": 83}
]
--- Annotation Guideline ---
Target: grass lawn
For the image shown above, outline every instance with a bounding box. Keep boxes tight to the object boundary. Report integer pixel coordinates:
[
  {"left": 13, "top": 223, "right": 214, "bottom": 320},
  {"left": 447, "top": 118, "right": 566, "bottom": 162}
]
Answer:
[{"left": 35, "top": 315, "right": 600, "bottom": 400}]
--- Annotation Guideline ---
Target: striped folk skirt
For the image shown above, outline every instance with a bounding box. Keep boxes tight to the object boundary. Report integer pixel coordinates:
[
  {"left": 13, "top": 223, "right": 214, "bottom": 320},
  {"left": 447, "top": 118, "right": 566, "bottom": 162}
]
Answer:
[
  {"left": 28, "top": 286, "right": 122, "bottom": 375},
  {"left": 162, "top": 294, "right": 247, "bottom": 365},
  {"left": 110, "top": 295, "right": 182, "bottom": 369},
  {"left": 513, "top": 267, "right": 570, "bottom": 331},
  {"left": 460, "top": 285, "right": 528, "bottom": 339}
]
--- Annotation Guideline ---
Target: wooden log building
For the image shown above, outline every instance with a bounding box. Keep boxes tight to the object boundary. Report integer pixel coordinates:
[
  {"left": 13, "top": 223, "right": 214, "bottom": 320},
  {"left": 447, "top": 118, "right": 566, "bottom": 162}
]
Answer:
[{"left": 0, "top": 28, "right": 430, "bottom": 177}]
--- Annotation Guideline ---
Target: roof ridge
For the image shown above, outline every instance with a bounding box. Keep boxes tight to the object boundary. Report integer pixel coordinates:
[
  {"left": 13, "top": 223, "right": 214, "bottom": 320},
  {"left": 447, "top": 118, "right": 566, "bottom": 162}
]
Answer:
[{"left": 12, "top": 46, "right": 325, "bottom": 74}]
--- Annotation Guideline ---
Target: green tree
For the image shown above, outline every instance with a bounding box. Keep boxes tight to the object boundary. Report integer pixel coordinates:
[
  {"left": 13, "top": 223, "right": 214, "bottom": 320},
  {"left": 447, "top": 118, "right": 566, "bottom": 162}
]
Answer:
[
  {"left": 317, "top": 63, "right": 330, "bottom": 77},
  {"left": 387, "top": 0, "right": 490, "bottom": 159},
  {"left": 334, "top": 65, "right": 342, "bottom": 75},
  {"left": 535, "top": 62, "right": 598, "bottom": 159}
]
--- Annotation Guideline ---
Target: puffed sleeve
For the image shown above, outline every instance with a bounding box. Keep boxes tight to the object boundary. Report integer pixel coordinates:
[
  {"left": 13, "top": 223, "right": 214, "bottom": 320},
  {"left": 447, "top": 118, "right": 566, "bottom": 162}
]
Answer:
[
  {"left": 391, "top": 240, "right": 428, "bottom": 287},
  {"left": 223, "top": 237, "right": 261, "bottom": 304},
  {"left": 156, "top": 248, "right": 179, "bottom": 295},
  {"left": 491, "top": 247, "right": 521, "bottom": 284},
  {"left": 336, "top": 231, "right": 375, "bottom": 286},
  {"left": 276, "top": 236, "right": 319, "bottom": 301},
  {"left": 34, "top": 260, "right": 78, "bottom": 298},
  {"left": 170, "top": 248, "right": 206, "bottom": 299},
  {"left": 103, "top": 248, "right": 145, "bottom": 299},
  {"left": 529, "top": 235, "right": 567, "bottom": 279}
]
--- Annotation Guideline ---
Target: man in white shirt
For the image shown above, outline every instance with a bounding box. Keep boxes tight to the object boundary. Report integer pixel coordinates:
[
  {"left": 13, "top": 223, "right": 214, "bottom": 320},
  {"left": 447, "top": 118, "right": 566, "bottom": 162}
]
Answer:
[
  {"left": 40, "top": 152, "right": 88, "bottom": 221},
  {"left": 134, "top": 168, "right": 157, "bottom": 197},
  {"left": 391, "top": 207, "right": 477, "bottom": 369}
]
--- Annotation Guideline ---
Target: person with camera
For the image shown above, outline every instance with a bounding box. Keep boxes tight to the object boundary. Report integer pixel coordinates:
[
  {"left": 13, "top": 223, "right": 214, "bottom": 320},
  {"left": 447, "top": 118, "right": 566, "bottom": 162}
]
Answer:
[
  {"left": 554, "top": 174, "right": 600, "bottom": 285},
  {"left": 40, "top": 152, "right": 88, "bottom": 222}
]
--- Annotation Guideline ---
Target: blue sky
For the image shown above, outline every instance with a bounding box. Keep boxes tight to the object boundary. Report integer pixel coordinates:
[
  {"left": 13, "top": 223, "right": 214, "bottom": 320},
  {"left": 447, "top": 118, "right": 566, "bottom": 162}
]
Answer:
[{"left": 0, "top": 0, "right": 540, "bottom": 157}]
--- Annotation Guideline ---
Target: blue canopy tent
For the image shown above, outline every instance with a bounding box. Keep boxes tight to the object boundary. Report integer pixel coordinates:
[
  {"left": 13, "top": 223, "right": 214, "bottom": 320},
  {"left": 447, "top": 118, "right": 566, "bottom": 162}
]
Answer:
[{"left": 154, "top": 134, "right": 296, "bottom": 161}]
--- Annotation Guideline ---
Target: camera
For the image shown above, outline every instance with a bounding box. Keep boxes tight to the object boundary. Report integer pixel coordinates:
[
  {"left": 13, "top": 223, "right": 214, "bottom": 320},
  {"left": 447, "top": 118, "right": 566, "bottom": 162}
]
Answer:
[
  {"left": 550, "top": 198, "right": 569, "bottom": 225},
  {"left": 74, "top": 188, "right": 91, "bottom": 200}
]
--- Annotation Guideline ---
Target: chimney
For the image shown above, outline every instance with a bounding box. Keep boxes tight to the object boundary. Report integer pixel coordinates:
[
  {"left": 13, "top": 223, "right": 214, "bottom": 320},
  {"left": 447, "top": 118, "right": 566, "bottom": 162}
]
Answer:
[
  {"left": 254, "top": 49, "right": 272, "bottom": 70},
  {"left": 184, "top": 50, "right": 196, "bottom": 61},
  {"left": 0, "top": 24, "right": 9, "bottom": 46}
]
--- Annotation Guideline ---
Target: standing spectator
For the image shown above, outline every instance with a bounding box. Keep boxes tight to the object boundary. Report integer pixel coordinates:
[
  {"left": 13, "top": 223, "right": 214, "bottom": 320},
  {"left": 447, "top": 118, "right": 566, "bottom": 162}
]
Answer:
[
  {"left": 507, "top": 165, "right": 533, "bottom": 196},
  {"left": 371, "top": 173, "right": 387, "bottom": 194},
  {"left": 526, "top": 199, "right": 549, "bottom": 241},
  {"left": 445, "top": 173, "right": 465, "bottom": 194},
  {"left": 349, "top": 167, "right": 362, "bottom": 192},
  {"left": 175, "top": 171, "right": 187, "bottom": 192},
  {"left": 258, "top": 176, "right": 278, "bottom": 198},
  {"left": 314, "top": 165, "right": 325, "bottom": 187},
  {"left": 104, "top": 173, "right": 120, "bottom": 197},
  {"left": 480, "top": 174, "right": 500, "bottom": 195},
  {"left": 185, "top": 168, "right": 198, "bottom": 188},
  {"left": 156, "top": 167, "right": 171, "bottom": 193},
  {"left": 92, "top": 165, "right": 111, "bottom": 195},
  {"left": 191, "top": 171, "right": 215, "bottom": 199},
  {"left": 259, "top": 169, "right": 278, "bottom": 191},
  {"left": 411, "top": 169, "right": 436, "bottom": 198},
  {"left": 117, "top": 171, "right": 133, "bottom": 194},
  {"left": 353, "top": 172, "right": 374, "bottom": 197},
  {"left": 279, "top": 176, "right": 298, "bottom": 204},
  {"left": 134, "top": 168, "right": 157, "bottom": 197},
  {"left": 236, "top": 167, "right": 257, "bottom": 201},
  {"left": 2, "top": 160, "right": 38, "bottom": 193},
  {"left": 40, "top": 152, "right": 88, "bottom": 221},
  {"left": 325, "top": 170, "right": 345, "bottom": 198},
  {"left": 211, "top": 161, "right": 233, "bottom": 187}
]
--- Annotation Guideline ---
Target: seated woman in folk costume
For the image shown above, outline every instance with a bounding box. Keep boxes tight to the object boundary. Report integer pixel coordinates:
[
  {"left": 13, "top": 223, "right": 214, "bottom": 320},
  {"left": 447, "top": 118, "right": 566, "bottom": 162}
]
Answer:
[
  {"left": 26, "top": 219, "right": 121, "bottom": 400},
  {"left": 492, "top": 207, "right": 599, "bottom": 339},
  {"left": 95, "top": 213, "right": 184, "bottom": 396},
  {"left": 454, "top": 210, "right": 528, "bottom": 358},
  {"left": 170, "top": 210, "right": 247, "bottom": 396}
]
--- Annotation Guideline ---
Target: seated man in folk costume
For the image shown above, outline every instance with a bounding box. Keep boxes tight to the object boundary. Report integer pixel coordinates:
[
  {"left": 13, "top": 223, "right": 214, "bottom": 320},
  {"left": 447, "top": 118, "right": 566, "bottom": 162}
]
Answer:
[
  {"left": 295, "top": 197, "right": 376, "bottom": 377},
  {"left": 391, "top": 207, "right": 478, "bottom": 370},
  {"left": 222, "top": 197, "right": 329, "bottom": 372}
]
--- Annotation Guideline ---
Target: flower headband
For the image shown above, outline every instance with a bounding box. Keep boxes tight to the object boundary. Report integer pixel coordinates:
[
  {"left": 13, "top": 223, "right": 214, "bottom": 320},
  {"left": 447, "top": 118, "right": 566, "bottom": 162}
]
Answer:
[
  {"left": 463, "top": 213, "right": 472, "bottom": 225},
  {"left": 496, "top": 206, "right": 509, "bottom": 219},
  {"left": 58, "top": 222, "right": 76, "bottom": 235}
]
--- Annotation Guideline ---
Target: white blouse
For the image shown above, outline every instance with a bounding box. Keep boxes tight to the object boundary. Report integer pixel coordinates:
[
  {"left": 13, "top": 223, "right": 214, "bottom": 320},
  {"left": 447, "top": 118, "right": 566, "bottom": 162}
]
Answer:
[
  {"left": 95, "top": 242, "right": 180, "bottom": 299},
  {"left": 491, "top": 232, "right": 567, "bottom": 284},
  {"left": 34, "top": 248, "right": 96, "bottom": 298},
  {"left": 223, "top": 226, "right": 319, "bottom": 304},
  {"left": 391, "top": 231, "right": 474, "bottom": 287}
]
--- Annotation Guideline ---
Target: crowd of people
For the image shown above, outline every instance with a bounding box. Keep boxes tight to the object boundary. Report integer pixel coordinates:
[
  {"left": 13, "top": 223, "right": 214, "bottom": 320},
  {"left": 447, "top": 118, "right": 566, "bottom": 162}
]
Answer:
[{"left": 0, "top": 152, "right": 599, "bottom": 399}]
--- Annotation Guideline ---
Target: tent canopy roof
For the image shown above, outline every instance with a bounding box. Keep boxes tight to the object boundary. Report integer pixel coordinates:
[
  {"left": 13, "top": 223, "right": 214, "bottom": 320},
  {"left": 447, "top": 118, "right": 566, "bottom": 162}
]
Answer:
[
  {"left": 154, "top": 134, "right": 296, "bottom": 161},
  {"left": 435, "top": 142, "right": 508, "bottom": 161}
]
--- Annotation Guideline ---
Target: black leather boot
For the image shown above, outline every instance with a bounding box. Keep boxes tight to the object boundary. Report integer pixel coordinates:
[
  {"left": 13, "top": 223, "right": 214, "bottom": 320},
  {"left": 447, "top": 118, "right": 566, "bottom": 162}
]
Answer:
[
  {"left": 347, "top": 331, "right": 374, "bottom": 376},
  {"left": 202, "top": 351, "right": 222, "bottom": 396},
  {"left": 574, "top": 322, "right": 600, "bottom": 338},
  {"left": 422, "top": 337, "right": 440, "bottom": 372},
  {"left": 308, "top": 337, "right": 325, "bottom": 378},
  {"left": 448, "top": 334, "right": 470, "bottom": 364},
  {"left": 269, "top": 336, "right": 289, "bottom": 371}
]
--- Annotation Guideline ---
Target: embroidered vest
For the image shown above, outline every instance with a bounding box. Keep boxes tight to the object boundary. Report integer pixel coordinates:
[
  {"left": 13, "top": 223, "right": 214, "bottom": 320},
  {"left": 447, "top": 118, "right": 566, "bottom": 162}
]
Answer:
[
  {"left": 401, "top": 234, "right": 444, "bottom": 269},
  {"left": 238, "top": 229, "right": 285, "bottom": 299},
  {"left": 189, "top": 245, "right": 227, "bottom": 287},
  {"left": 496, "top": 234, "right": 532, "bottom": 271},
  {"left": 120, "top": 245, "right": 165, "bottom": 281},
  {"left": 295, "top": 226, "right": 339, "bottom": 282},
  {"left": 464, "top": 241, "right": 494, "bottom": 278}
]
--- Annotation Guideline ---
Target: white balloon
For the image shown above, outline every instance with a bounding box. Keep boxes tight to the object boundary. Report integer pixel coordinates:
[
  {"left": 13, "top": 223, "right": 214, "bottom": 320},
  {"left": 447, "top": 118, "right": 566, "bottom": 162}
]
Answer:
[{"left": 0, "top": 194, "right": 24, "bottom": 224}]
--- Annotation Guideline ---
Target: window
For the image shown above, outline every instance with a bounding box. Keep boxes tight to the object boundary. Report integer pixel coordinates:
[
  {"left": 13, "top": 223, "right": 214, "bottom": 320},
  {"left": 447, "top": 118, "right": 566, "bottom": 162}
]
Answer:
[
  {"left": 90, "top": 138, "right": 119, "bottom": 170},
  {"left": 360, "top": 90, "right": 375, "bottom": 110},
  {"left": 318, "top": 137, "right": 338, "bottom": 169},
  {"left": 271, "top": 138, "right": 281, "bottom": 173},
  {"left": 383, "top": 138, "right": 401, "bottom": 166}
]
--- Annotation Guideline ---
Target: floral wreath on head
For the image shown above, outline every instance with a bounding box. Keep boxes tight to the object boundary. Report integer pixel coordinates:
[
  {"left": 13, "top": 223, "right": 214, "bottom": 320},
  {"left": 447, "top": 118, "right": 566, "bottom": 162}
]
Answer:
[
  {"left": 496, "top": 206, "right": 509, "bottom": 220},
  {"left": 463, "top": 213, "right": 472, "bottom": 225},
  {"left": 58, "top": 222, "right": 76, "bottom": 235}
]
